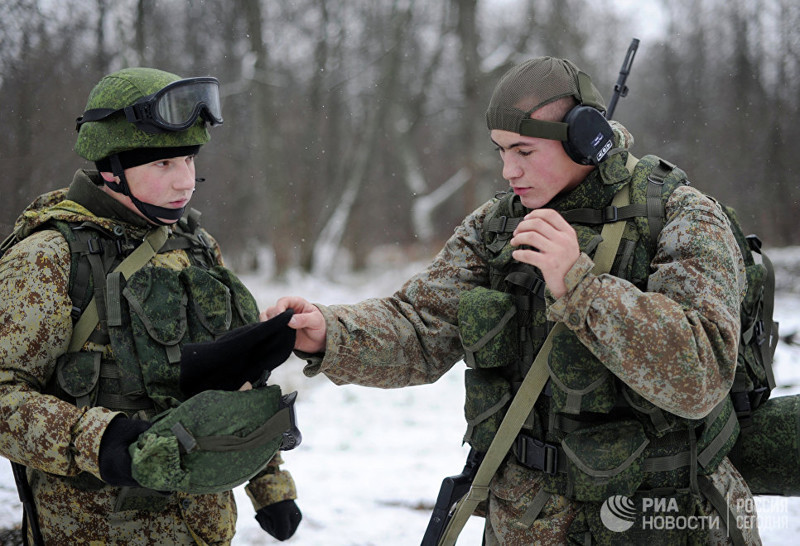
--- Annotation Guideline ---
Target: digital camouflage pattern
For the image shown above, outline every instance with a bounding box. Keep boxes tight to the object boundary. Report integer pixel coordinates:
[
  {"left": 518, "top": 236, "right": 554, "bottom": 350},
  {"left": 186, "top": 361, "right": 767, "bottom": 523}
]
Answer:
[
  {"left": 0, "top": 170, "right": 296, "bottom": 545},
  {"left": 729, "top": 394, "right": 800, "bottom": 495},
  {"left": 130, "top": 387, "right": 290, "bottom": 494},
  {"left": 301, "top": 122, "right": 759, "bottom": 543}
]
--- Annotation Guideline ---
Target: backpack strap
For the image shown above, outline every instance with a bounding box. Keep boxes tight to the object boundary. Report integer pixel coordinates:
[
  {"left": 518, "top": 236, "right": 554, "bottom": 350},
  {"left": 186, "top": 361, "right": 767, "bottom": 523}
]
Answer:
[
  {"left": 643, "top": 158, "right": 675, "bottom": 250},
  {"left": 745, "top": 235, "right": 778, "bottom": 392}
]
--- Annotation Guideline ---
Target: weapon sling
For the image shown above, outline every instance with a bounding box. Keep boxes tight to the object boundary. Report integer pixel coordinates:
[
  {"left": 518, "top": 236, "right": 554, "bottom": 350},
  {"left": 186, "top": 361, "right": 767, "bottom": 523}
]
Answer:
[{"left": 435, "top": 177, "right": 632, "bottom": 546}]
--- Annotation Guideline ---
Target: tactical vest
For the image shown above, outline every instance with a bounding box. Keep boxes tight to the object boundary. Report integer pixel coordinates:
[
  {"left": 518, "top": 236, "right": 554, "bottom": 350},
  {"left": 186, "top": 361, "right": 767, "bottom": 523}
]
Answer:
[
  {"left": 2, "top": 190, "right": 265, "bottom": 505},
  {"left": 458, "top": 153, "right": 740, "bottom": 506},
  {"left": 41, "top": 211, "right": 260, "bottom": 417}
]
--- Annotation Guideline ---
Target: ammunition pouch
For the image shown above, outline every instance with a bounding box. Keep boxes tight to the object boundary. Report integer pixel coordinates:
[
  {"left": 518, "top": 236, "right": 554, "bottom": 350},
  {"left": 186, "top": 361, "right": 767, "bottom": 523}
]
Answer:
[
  {"left": 459, "top": 287, "right": 518, "bottom": 451},
  {"left": 548, "top": 328, "right": 616, "bottom": 415},
  {"left": 458, "top": 286, "right": 518, "bottom": 369},
  {"left": 550, "top": 420, "right": 649, "bottom": 502}
]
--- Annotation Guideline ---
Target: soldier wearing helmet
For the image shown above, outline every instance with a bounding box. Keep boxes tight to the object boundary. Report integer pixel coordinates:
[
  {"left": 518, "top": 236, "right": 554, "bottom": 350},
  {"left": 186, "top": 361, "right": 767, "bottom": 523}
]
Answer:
[{"left": 0, "top": 68, "right": 302, "bottom": 544}]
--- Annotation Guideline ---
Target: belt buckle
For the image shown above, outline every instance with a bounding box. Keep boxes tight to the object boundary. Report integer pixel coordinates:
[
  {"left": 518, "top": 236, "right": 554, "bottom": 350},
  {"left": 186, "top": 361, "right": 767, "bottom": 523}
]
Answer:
[
  {"left": 516, "top": 435, "right": 558, "bottom": 476},
  {"left": 530, "top": 438, "right": 558, "bottom": 475}
]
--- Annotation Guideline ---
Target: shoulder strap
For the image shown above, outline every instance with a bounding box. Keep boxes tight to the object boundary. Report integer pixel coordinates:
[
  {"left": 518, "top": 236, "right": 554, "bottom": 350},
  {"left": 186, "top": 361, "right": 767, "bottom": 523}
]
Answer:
[
  {"left": 68, "top": 227, "right": 169, "bottom": 353},
  {"left": 438, "top": 182, "right": 633, "bottom": 546}
]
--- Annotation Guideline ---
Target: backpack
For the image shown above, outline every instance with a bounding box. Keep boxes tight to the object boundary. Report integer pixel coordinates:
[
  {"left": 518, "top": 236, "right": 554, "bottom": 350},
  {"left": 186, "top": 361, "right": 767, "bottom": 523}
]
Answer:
[{"left": 633, "top": 158, "right": 780, "bottom": 427}]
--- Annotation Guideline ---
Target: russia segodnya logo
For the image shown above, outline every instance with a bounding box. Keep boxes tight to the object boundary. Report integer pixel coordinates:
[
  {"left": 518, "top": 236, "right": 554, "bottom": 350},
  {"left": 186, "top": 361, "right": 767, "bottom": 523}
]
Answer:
[{"left": 600, "top": 494, "right": 637, "bottom": 532}]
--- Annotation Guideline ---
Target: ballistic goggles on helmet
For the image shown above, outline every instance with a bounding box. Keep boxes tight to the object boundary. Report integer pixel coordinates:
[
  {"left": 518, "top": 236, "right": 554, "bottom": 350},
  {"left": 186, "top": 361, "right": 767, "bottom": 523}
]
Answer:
[{"left": 76, "top": 77, "right": 223, "bottom": 134}]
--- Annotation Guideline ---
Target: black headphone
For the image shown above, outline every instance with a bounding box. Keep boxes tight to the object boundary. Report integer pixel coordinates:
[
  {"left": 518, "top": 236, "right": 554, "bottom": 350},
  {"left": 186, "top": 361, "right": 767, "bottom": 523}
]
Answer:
[
  {"left": 561, "top": 105, "right": 614, "bottom": 165},
  {"left": 518, "top": 104, "right": 614, "bottom": 166}
]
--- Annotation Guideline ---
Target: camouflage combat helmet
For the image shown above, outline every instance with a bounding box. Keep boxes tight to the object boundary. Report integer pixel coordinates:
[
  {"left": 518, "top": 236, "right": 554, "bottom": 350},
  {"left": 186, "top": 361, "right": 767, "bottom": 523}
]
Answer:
[
  {"left": 75, "top": 67, "right": 212, "bottom": 161},
  {"left": 75, "top": 68, "right": 216, "bottom": 161}
]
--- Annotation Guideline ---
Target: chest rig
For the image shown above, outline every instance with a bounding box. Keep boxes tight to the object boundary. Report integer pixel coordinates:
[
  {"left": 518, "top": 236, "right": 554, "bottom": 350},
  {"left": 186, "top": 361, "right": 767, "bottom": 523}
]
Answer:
[
  {"left": 458, "top": 152, "right": 740, "bottom": 506},
  {"left": 45, "top": 208, "right": 261, "bottom": 417}
]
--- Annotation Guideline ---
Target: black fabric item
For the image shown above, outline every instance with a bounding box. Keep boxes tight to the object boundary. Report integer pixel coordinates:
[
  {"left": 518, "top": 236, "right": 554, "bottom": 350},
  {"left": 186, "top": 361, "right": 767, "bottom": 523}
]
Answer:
[
  {"left": 179, "top": 309, "right": 296, "bottom": 397},
  {"left": 255, "top": 499, "right": 302, "bottom": 541},
  {"left": 94, "top": 145, "right": 201, "bottom": 172},
  {"left": 98, "top": 416, "right": 152, "bottom": 487}
]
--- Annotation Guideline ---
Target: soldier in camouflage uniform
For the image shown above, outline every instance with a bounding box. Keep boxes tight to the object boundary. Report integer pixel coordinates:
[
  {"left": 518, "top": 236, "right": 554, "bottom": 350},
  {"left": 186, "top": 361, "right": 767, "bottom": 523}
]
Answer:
[
  {"left": 266, "top": 57, "right": 762, "bottom": 544},
  {"left": 0, "top": 68, "right": 300, "bottom": 544}
]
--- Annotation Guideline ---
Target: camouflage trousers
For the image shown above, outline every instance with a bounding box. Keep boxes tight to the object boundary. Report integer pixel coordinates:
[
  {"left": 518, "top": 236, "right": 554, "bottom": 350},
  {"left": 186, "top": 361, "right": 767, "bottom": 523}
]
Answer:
[{"left": 483, "top": 458, "right": 761, "bottom": 545}]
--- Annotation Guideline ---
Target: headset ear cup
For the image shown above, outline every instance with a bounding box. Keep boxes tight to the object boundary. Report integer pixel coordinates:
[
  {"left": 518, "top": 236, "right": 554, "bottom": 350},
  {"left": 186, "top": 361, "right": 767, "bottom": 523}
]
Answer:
[{"left": 561, "top": 106, "right": 615, "bottom": 165}]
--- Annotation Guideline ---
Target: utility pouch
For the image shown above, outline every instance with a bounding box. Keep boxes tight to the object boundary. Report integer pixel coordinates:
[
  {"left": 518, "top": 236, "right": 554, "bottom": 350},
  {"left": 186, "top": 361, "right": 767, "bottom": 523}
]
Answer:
[
  {"left": 180, "top": 266, "right": 233, "bottom": 340},
  {"left": 463, "top": 368, "right": 512, "bottom": 452},
  {"left": 458, "top": 286, "right": 518, "bottom": 369},
  {"left": 205, "top": 266, "right": 260, "bottom": 326},
  {"left": 121, "top": 266, "right": 187, "bottom": 407},
  {"left": 560, "top": 420, "right": 649, "bottom": 502},
  {"left": 56, "top": 351, "right": 101, "bottom": 408},
  {"left": 548, "top": 329, "right": 616, "bottom": 414}
]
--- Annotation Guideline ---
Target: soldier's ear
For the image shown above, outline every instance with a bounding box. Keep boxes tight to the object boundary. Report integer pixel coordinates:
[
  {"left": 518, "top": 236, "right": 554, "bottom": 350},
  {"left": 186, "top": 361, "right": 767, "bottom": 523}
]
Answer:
[{"left": 99, "top": 171, "right": 119, "bottom": 183}]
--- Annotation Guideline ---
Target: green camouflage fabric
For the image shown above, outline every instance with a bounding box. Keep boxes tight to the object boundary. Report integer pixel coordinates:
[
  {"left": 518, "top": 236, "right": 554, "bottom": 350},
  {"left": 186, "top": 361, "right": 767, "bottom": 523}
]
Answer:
[
  {"left": 729, "top": 394, "right": 800, "bottom": 495},
  {"left": 301, "top": 122, "right": 758, "bottom": 542},
  {"left": 0, "top": 170, "right": 296, "bottom": 545},
  {"left": 130, "top": 387, "right": 290, "bottom": 494},
  {"left": 75, "top": 67, "right": 210, "bottom": 161}
]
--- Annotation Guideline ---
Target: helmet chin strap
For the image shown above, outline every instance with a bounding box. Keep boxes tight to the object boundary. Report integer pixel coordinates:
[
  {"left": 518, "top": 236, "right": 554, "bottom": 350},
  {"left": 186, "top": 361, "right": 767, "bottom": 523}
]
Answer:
[{"left": 108, "top": 155, "right": 185, "bottom": 225}]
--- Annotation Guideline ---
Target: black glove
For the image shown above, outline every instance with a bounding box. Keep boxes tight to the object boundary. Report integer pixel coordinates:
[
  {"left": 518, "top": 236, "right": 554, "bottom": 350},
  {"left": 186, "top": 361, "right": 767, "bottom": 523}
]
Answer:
[
  {"left": 179, "top": 309, "right": 296, "bottom": 396},
  {"left": 255, "top": 499, "right": 302, "bottom": 541},
  {"left": 98, "top": 416, "right": 152, "bottom": 487}
]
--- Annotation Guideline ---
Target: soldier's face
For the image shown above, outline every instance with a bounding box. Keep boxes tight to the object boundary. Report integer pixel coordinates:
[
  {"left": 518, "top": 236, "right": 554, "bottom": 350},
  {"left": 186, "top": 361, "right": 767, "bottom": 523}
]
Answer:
[
  {"left": 101, "top": 155, "right": 197, "bottom": 224},
  {"left": 491, "top": 114, "right": 593, "bottom": 210}
]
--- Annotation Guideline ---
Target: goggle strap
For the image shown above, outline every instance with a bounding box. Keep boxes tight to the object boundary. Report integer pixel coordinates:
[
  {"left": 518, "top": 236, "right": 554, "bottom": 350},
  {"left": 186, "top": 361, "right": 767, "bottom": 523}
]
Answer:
[{"left": 75, "top": 108, "right": 118, "bottom": 131}]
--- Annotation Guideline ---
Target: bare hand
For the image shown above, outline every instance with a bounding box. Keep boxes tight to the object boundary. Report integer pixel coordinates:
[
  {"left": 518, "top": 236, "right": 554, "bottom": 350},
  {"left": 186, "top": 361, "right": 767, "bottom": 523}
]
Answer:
[
  {"left": 509, "top": 209, "right": 580, "bottom": 299},
  {"left": 261, "top": 296, "right": 327, "bottom": 354}
]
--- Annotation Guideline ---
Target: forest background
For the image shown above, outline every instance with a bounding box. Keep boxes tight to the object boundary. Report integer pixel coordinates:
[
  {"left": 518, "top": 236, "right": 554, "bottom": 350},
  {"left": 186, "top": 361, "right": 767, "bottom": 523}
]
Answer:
[{"left": 1, "top": 0, "right": 798, "bottom": 277}]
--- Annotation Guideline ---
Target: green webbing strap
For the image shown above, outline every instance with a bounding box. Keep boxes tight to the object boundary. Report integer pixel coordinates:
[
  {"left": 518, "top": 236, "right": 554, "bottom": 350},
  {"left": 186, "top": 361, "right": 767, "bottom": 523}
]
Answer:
[
  {"left": 68, "top": 227, "right": 169, "bottom": 353},
  {"left": 697, "top": 475, "right": 747, "bottom": 546},
  {"left": 591, "top": 182, "right": 631, "bottom": 275},
  {"left": 171, "top": 407, "right": 292, "bottom": 454},
  {"left": 645, "top": 159, "right": 673, "bottom": 250},
  {"left": 438, "top": 178, "right": 634, "bottom": 546},
  {"left": 757, "top": 247, "right": 779, "bottom": 390},
  {"left": 519, "top": 118, "right": 568, "bottom": 141}
]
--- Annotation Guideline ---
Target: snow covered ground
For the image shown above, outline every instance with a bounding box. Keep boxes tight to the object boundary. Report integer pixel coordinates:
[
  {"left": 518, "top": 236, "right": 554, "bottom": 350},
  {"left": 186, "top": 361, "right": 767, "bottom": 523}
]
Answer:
[{"left": 2, "top": 250, "right": 800, "bottom": 545}]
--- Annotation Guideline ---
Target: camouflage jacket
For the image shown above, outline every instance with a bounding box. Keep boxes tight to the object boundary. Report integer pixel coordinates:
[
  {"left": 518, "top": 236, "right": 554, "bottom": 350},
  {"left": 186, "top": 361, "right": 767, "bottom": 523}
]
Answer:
[
  {"left": 302, "top": 127, "right": 760, "bottom": 542},
  {"left": 0, "top": 170, "right": 296, "bottom": 545}
]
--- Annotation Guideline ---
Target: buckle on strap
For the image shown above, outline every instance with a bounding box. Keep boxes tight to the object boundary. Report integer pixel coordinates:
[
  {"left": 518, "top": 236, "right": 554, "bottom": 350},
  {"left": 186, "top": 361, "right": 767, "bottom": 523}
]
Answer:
[
  {"left": 603, "top": 205, "right": 619, "bottom": 222},
  {"left": 514, "top": 434, "right": 559, "bottom": 475}
]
